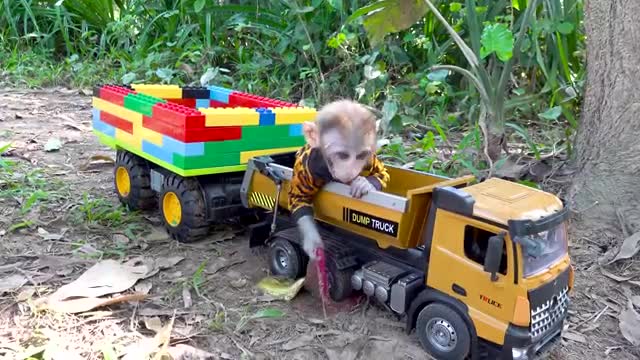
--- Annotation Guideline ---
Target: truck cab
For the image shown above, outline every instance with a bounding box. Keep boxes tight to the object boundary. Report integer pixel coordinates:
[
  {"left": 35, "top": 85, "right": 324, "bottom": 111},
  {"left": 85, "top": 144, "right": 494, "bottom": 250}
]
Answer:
[{"left": 241, "top": 151, "right": 573, "bottom": 360}]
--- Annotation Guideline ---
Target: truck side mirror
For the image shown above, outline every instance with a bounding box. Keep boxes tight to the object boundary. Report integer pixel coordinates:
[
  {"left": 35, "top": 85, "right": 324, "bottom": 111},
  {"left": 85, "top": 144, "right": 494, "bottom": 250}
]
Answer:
[{"left": 484, "top": 234, "right": 504, "bottom": 282}]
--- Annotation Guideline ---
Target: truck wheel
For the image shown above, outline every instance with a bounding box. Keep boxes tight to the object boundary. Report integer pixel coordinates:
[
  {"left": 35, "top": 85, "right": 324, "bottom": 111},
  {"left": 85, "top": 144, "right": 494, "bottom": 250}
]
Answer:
[
  {"left": 416, "top": 303, "right": 471, "bottom": 360},
  {"left": 268, "top": 238, "right": 306, "bottom": 279},
  {"left": 159, "top": 173, "right": 209, "bottom": 243},
  {"left": 326, "top": 255, "right": 353, "bottom": 302},
  {"left": 114, "top": 150, "right": 155, "bottom": 211}
]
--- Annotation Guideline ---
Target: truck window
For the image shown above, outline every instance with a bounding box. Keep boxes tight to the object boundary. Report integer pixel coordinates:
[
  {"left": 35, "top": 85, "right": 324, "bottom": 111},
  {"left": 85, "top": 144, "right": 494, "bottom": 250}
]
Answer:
[{"left": 463, "top": 226, "right": 507, "bottom": 275}]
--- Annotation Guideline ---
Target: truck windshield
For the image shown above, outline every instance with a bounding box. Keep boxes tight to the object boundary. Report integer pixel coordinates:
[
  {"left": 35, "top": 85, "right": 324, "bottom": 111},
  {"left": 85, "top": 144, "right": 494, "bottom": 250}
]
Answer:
[{"left": 514, "top": 222, "right": 568, "bottom": 278}]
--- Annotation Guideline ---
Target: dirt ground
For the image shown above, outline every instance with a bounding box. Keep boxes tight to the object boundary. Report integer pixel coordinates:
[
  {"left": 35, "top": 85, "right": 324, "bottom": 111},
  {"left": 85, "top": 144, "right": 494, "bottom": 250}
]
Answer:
[{"left": 0, "top": 88, "right": 638, "bottom": 360}]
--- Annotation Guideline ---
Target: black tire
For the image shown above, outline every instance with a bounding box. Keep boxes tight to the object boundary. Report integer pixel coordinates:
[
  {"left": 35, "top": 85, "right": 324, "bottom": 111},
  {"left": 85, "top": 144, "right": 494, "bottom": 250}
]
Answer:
[
  {"left": 326, "top": 253, "right": 353, "bottom": 302},
  {"left": 268, "top": 238, "right": 306, "bottom": 279},
  {"left": 114, "top": 150, "right": 155, "bottom": 211},
  {"left": 416, "top": 303, "right": 471, "bottom": 360},
  {"left": 159, "top": 173, "right": 210, "bottom": 243}
]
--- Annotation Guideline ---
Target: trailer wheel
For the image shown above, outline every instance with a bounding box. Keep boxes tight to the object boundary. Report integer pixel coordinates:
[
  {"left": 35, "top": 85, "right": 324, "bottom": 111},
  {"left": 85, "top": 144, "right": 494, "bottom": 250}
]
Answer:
[
  {"left": 326, "top": 254, "right": 353, "bottom": 302},
  {"left": 159, "top": 173, "right": 209, "bottom": 243},
  {"left": 114, "top": 150, "right": 155, "bottom": 211},
  {"left": 268, "top": 238, "right": 306, "bottom": 279},
  {"left": 416, "top": 303, "right": 471, "bottom": 360}
]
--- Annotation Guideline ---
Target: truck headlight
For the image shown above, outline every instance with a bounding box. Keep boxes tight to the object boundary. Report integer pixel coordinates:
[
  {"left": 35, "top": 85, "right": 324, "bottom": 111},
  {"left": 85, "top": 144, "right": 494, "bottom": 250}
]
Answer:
[{"left": 512, "top": 347, "right": 529, "bottom": 360}]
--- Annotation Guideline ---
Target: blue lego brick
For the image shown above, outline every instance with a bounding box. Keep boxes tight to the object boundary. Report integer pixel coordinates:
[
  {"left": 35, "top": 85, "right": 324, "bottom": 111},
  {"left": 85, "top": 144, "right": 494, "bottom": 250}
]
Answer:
[
  {"left": 196, "top": 99, "right": 210, "bottom": 109},
  {"left": 161, "top": 135, "right": 205, "bottom": 156},
  {"left": 91, "top": 109, "right": 116, "bottom": 137},
  {"left": 208, "top": 85, "right": 233, "bottom": 103},
  {"left": 289, "top": 124, "right": 303, "bottom": 137},
  {"left": 142, "top": 140, "right": 174, "bottom": 164},
  {"left": 257, "top": 108, "right": 275, "bottom": 126}
]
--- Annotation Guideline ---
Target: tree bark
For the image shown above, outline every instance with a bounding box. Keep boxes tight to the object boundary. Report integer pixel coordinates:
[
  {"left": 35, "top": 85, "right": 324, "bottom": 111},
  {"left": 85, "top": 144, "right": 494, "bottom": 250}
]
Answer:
[{"left": 569, "top": 0, "right": 640, "bottom": 241}]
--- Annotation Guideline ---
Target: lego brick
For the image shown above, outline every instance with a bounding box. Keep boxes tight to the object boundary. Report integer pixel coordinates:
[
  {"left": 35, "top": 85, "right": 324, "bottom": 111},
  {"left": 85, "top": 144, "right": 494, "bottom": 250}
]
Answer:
[
  {"left": 289, "top": 123, "right": 303, "bottom": 136},
  {"left": 242, "top": 125, "right": 291, "bottom": 140},
  {"left": 167, "top": 98, "right": 196, "bottom": 108},
  {"left": 115, "top": 128, "right": 137, "bottom": 148},
  {"left": 151, "top": 102, "right": 205, "bottom": 129},
  {"left": 200, "top": 107, "right": 260, "bottom": 127},
  {"left": 240, "top": 146, "right": 302, "bottom": 163},
  {"left": 93, "top": 128, "right": 116, "bottom": 149},
  {"left": 142, "top": 140, "right": 174, "bottom": 164},
  {"left": 100, "top": 111, "right": 133, "bottom": 134},
  {"left": 196, "top": 99, "right": 210, "bottom": 109},
  {"left": 208, "top": 85, "right": 233, "bottom": 103},
  {"left": 210, "top": 100, "right": 230, "bottom": 108},
  {"left": 140, "top": 126, "right": 163, "bottom": 146},
  {"left": 173, "top": 152, "right": 240, "bottom": 169},
  {"left": 92, "top": 109, "right": 116, "bottom": 137},
  {"left": 95, "top": 131, "right": 247, "bottom": 177},
  {"left": 131, "top": 84, "right": 182, "bottom": 99},
  {"left": 257, "top": 108, "right": 275, "bottom": 126},
  {"left": 142, "top": 115, "right": 241, "bottom": 143},
  {"left": 123, "top": 93, "right": 166, "bottom": 116},
  {"left": 273, "top": 107, "right": 316, "bottom": 125},
  {"left": 182, "top": 87, "right": 210, "bottom": 99},
  {"left": 161, "top": 135, "right": 205, "bottom": 156},
  {"left": 228, "top": 91, "right": 297, "bottom": 108},
  {"left": 99, "top": 85, "right": 136, "bottom": 106},
  {"left": 93, "top": 97, "right": 144, "bottom": 124}
]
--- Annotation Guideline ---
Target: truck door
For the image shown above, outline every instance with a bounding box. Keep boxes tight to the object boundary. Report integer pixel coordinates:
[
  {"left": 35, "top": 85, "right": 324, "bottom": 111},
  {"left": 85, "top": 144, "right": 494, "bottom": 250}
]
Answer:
[{"left": 426, "top": 210, "right": 518, "bottom": 346}]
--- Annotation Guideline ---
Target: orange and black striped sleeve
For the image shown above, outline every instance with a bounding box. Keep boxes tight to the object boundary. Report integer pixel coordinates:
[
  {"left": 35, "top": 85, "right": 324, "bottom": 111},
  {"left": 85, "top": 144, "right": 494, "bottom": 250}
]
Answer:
[
  {"left": 363, "top": 152, "right": 390, "bottom": 191},
  {"left": 288, "top": 145, "right": 328, "bottom": 222}
]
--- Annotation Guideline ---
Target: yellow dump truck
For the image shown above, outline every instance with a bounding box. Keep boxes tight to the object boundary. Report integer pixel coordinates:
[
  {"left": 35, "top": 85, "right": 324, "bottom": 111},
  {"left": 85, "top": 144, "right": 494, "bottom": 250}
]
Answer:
[{"left": 241, "top": 151, "right": 573, "bottom": 360}]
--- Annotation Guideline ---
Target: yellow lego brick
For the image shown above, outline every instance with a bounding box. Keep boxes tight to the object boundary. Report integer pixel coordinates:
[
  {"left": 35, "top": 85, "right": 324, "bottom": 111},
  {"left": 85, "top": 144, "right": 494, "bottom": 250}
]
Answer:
[
  {"left": 139, "top": 126, "right": 163, "bottom": 146},
  {"left": 273, "top": 107, "right": 317, "bottom": 125},
  {"left": 200, "top": 107, "right": 260, "bottom": 127},
  {"left": 115, "top": 128, "right": 138, "bottom": 149},
  {"left": 93, "top": 97, "right": 143, "bottom": 125},
  {"left": 131, "top": 84, "right": 182, "bottom": 99},
  {"left": 240, "top": 146, "right": 302, "bottom": 164}
]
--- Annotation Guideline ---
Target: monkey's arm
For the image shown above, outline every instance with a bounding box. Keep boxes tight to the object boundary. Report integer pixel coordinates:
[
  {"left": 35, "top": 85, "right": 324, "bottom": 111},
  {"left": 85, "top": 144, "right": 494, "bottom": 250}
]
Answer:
[{"left": 288, "top": 153, "right": 326, "bottom": 259}]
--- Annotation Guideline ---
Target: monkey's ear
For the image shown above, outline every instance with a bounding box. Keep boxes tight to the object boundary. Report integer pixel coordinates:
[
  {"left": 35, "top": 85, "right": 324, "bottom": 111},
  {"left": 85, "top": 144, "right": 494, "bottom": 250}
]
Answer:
[{"left": 303, "top": 121, "right": 319, "bottom": 148}]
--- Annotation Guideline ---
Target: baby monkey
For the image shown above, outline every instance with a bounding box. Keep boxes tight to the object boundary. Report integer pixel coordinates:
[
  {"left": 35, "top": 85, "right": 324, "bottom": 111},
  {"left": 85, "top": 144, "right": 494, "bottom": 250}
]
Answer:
[{"left": 288, "top": 99, "right": 390, "bottom": 259}]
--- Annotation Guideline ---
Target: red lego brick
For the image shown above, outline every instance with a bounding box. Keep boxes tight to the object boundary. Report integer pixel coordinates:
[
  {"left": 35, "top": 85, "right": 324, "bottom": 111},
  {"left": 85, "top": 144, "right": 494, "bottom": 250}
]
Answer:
[
  {"left": 228, "top": 91, "right": 297, "bottom": 108},
  {"left": 99, "top": 85, "right": 136, "bottom": 106},
  {"left": 167, "top": 98, "right": 196, "bottom": 108},
  {"left": 142, "top": 116, "right": 241, "bottom": 143},
  {"left": 100, "top": 111, "right": 133, "bottom": 134},
  {"left": 210, "top": 100, "right": 231, "bottom": 108},
  {"left": 151, "top": 102, "right": 205, "bottom": 129}
]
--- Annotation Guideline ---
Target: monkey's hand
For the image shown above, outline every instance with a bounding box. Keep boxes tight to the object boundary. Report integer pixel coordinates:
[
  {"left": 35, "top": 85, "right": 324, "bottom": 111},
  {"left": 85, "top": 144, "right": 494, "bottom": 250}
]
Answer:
[
  {"left": 297, "top": 215, "right": 323, "bottom": 260},
  {"left": 349, "top": 176, "right": 376, "bottom": 198}
]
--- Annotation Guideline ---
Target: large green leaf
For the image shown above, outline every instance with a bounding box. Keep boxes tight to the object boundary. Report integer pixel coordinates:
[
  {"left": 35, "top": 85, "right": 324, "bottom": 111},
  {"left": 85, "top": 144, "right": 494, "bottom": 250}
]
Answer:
[
  {"left": 480, "top": 23, "right": 514, "bottom": 62},
  {"left": 361, "top": 0, "right": 428, "bottom": 47}
]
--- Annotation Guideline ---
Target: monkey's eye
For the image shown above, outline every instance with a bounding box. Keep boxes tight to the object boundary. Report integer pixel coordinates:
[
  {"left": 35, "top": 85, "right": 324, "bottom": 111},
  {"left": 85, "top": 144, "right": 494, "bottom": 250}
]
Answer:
[
  {"left": 336, "top": 152, "right": 350, "bottom": 160},
  {"left": 356, "top": 151, "right": 370, "bottom": 160}
]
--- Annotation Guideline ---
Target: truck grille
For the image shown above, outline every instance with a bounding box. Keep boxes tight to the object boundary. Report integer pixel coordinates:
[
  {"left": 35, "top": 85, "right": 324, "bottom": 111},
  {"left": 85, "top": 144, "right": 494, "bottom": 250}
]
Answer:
[{"left": 530, "top": 286, "right": 569, "bottom": 340}]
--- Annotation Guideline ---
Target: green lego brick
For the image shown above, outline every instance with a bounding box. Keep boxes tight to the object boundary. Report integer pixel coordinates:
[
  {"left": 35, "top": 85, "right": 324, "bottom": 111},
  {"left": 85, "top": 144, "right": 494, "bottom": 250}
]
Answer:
[
  {"left": 173, "top": 152, "right": 240, "bottom": 170},
  {"left": 200, "top": 136, "right": 304, "bottom": 155},
  {"left": 203, "top": 139, "right": 247, "bottom": 154},
  {"left": 123, "top": 93, "right": 167, "bottom": 116},
  {"left": 241, "top": 125, "right": 291, "bottom": 140}
]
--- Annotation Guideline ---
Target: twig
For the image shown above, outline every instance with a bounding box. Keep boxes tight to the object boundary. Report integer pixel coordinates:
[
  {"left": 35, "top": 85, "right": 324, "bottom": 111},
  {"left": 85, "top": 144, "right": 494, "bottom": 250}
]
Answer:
[{"left": 616, "top": 209, "right": 630, "bottom": 238}]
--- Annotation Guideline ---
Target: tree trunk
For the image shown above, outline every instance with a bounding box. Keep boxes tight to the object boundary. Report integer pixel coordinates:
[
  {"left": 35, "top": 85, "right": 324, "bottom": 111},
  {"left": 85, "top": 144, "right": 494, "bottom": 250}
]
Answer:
[{"left": 569, "top": 0, "right": 640, "bottom": 241}]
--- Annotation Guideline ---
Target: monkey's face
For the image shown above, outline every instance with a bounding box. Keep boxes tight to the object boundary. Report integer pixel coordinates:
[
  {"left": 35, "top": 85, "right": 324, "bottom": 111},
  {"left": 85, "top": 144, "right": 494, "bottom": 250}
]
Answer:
[{"left": 320, "top": 128, "right": 374, "bottom": 184}]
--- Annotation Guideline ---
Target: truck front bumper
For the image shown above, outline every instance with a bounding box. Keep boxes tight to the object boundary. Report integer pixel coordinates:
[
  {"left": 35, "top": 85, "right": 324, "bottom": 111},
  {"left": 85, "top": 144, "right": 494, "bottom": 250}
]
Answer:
[{"left": 484, "top": 320, "right": 564, "bottom": 360}]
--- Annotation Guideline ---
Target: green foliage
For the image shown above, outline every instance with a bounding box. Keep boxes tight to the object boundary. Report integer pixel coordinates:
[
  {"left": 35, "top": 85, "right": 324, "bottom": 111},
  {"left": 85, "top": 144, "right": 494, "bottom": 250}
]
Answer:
[{"left": 0, "top": 0, "right": 585, "bottom": 178}]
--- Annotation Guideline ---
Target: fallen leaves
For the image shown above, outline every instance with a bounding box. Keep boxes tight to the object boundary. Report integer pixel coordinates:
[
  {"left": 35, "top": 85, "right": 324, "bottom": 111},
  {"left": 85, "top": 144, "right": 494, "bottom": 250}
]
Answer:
[
  {"left": 619, "top": 300, "right": 640, "bottom": 346},
  {"left": 609, "top": 232, "right": 640, "bottom": 264},
  {"left": 44, "top": 137, "right": 62, "bottom": 152}
]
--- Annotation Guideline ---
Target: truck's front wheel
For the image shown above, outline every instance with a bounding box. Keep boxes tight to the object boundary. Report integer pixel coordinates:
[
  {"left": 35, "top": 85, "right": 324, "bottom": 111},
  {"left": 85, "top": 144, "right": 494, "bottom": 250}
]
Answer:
[
  {"left": 159, "top": 174, "right": 209, "bottom": 243},
  {"left": 114, "top": 150, "right": 155, "bottom": 211},
  {"left": 268, "top": 238, "right": 306, "bottom": 279},
  {"left": 416, "top": 303, "right": 471, "bottom": 360}
]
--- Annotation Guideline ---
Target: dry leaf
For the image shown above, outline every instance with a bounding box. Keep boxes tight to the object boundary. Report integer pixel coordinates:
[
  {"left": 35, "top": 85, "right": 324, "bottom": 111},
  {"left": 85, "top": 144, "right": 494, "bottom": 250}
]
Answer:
[
  {"left": 182, "top": 287, "right": 193, "bottom": 308},
  {"left": 167, "top": 344, "right": 216, "bottom": 360},
  {"left": 79, "top": 154, "right": 115, "bottom": 170},
  {"left": 600, "top": 267, "right": 634, "bottom": 282},
  {"left": 562, "top": 331, "right": 587, "bottom": 344},
  {"left": 49, "top": 259, "right": 148, "bottom": 301},
  {"left": 282, "top": 334, "right": 315, "bottom": 351},
  {"left": 135, "top": 280, "right": 153, "bottom": 295},
  {"left": 620, "top": 301, "right": 640, "bottom": 346},
  {"left": 144, "top": 316, "right": 164, "bottom": 333},
  {"left": 609, "top": 232, "right": 640, "bottom": 264},
  {"left": 0, "top": 274, "right": 28, "bottom": 293},
  {"left": 17, "top": 287, "right": 36, "bottom": 301},
  {"left": 43, "top": 293, "right": 147, "bottom": 313}
]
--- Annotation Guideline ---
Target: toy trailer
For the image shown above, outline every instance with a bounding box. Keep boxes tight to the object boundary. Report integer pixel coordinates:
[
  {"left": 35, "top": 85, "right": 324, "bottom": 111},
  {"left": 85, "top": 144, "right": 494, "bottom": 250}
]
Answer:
[
  {"left": 241, "top": 151, "right": 574, "bottom": 360},
  {"left": 91, "top": 83, "right": 315, "bottom": 242}
]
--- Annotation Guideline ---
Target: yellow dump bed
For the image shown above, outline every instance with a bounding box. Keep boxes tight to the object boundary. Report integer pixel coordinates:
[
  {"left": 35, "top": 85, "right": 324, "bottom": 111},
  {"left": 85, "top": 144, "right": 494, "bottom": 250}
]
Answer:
[{"left": 240, "top": 152, "right": 474, "bottom": 250}]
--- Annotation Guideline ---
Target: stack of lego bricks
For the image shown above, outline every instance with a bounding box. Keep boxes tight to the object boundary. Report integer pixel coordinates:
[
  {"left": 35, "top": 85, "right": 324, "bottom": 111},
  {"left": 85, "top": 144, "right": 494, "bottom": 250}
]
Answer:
[{"left": 91, "top": 84, "right": 314, "bottom": 176}]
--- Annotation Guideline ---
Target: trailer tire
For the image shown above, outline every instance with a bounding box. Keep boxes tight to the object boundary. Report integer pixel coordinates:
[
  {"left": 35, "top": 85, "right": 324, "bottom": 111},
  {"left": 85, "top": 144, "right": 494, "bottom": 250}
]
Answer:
[
  {"left": 114, "top": 150, "right": 156, "bottom": 211},
  {"left": 416, "top": 302, "right": 471, "bottom": 360},
  {"left": 326, "top": 255, "right": 353, "bottom": 302},
  {"left": 159, "top": 174, "right": 209, "bottom": 243},
  {"left": 268, "top": 238, "right": 306, "bottom": 279}
]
